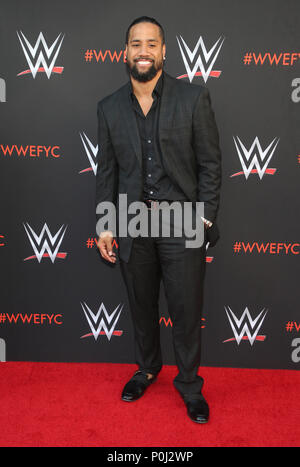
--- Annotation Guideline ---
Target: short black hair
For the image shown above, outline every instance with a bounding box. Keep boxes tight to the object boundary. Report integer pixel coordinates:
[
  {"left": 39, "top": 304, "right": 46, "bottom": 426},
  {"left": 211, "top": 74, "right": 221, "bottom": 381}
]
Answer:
[{"left": 125, "top": 16, "right": 165, "bottom": 45}]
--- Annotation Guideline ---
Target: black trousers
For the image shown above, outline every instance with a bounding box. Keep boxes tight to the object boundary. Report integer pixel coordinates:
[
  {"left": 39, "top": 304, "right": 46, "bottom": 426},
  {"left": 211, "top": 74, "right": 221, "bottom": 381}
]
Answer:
[{"left": 119, "top": 204, "right": 207, "bottom": 400}]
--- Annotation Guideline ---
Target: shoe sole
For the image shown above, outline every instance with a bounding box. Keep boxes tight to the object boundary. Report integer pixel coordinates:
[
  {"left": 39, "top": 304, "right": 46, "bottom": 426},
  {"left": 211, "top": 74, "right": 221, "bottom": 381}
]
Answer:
[
  {"left": 121, "top": 396, "right": 141, "bottom": 402},
  {"left": 189, "top": 417, "right": 209, "bottom": 424},
  {"left": 187, "top": 413, "right": 209, "bottom": 424}
]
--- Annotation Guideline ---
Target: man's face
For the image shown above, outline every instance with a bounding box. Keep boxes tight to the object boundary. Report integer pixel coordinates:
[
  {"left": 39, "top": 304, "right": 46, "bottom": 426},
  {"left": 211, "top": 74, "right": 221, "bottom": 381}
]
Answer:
[{"left": 125, "top": 22, "right": 166, "bottom": 82}]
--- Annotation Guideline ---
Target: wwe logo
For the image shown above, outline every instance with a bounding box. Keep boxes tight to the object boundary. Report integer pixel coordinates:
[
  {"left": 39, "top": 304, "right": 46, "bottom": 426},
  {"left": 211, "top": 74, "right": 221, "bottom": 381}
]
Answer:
[
  {"left": 81, "top": 302, "right": 123, "bottom": 341},
  {"left": 223, "top": 306, "right": 268, "bottom": 346},
  {"left": 17, "top": 31, "right": 65, "bottom": 78},
  {"left": 176, "top": 35, "right": 225, "bottom": 83},
  {"left": 78, "top": 132, "right": 98, "bottom": 175},
  {"left": 232, "top": 136, "right": 279, "bottom": 179},
  {"left": 23, "top": 222, "right": 68, "bottom": 263}
]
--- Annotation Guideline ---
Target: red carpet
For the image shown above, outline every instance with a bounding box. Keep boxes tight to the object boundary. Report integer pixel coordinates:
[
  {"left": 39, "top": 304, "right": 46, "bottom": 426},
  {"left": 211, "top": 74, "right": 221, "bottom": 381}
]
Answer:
[{"left": 0, "top": 362, "right": 299, "bottom": 447}]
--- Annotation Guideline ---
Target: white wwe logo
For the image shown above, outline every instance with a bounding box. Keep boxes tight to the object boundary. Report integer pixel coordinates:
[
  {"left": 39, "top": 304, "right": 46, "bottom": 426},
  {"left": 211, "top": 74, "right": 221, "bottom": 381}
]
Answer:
[
  {"left": 17, "top": 31, "right": 65, "bottom": 79},
  {"left": 81, "top": 302, "right": 123, "bottom": 341},
  {"left": 224, "top": 306, "right": 268, "bottom": 346},
  {"left": 232, "top": 136, "right": 279, "bottom": 179},
  {"left": 176, "top": 35, "right": 225, "bottom": 83},
  {"left": 79, "top": 132, "right": 98, "bottom": 175},
  {"left": 23, "top": 222, "right": 68, "bottom": 263}
]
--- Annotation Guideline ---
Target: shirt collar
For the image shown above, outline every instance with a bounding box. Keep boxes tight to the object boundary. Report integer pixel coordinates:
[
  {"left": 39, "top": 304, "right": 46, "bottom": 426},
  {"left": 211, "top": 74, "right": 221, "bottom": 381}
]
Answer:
[{"left": 129, "top": 70, "right": 164, "bottom": 99}]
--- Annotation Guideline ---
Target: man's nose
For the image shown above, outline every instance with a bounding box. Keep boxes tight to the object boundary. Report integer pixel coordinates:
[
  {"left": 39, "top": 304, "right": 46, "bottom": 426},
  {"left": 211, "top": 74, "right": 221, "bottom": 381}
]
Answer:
[{"left": 138, "top": 45, "right": 152, "bottom": 56}]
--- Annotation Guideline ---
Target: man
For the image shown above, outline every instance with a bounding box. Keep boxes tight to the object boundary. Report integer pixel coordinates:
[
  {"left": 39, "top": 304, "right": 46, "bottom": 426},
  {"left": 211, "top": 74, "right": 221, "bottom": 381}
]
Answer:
[{"left": 95, "top": 16, "right": 222, "bottom": 424}]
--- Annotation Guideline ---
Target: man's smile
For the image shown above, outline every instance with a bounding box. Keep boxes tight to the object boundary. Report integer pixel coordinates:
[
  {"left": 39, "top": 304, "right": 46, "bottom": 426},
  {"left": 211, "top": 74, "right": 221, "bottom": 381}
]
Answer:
[{"left": 135, "top": 59, "right": 153, "bottom": 65}]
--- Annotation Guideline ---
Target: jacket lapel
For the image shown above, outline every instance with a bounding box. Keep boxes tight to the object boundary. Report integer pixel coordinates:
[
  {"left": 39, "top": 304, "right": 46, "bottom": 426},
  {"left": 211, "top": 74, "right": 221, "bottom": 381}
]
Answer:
[
  {"left": 158, "top": 73, "right": 178, "bottom": 181},
  {"left": 158, "top": 72, "right": 177, "bottom": 132}
]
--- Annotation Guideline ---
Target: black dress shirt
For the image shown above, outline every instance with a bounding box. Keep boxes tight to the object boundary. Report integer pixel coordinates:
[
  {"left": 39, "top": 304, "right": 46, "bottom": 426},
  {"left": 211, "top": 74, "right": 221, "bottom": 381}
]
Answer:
[{"left": 129, "top": 71, "right": 188, "bottom": 201}]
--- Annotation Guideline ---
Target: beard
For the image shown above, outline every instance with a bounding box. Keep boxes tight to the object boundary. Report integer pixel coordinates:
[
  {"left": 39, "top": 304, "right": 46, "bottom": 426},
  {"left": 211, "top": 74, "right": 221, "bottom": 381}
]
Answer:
[{"left": 125, "top": 57, "right": 163, "bottom": 82}]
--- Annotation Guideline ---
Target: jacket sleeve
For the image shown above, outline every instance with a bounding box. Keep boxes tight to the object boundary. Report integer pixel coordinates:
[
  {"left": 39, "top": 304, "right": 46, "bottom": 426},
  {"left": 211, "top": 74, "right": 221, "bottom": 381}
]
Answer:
[
  {"left": 95, "top": 102, "right": 118, "bottom": 235},
  {"left": 192, "top": 86, "right": 222, "bottom": 223}
]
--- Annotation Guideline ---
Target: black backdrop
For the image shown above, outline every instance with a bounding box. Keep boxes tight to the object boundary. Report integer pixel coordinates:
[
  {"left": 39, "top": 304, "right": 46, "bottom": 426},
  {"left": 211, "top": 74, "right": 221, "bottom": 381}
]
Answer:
[{"left": 0, "top": 0, "right": 299, "bottom": 369}]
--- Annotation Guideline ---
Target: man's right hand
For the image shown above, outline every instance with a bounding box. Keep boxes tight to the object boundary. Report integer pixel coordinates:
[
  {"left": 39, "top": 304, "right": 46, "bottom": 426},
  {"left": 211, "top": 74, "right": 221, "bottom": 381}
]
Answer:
[{"left": 97, "top": 231, "right": 116, "bottom": 263}]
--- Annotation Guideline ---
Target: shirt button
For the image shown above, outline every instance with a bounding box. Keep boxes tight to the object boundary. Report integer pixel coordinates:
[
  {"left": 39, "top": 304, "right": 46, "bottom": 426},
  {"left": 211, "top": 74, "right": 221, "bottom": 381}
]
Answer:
[
  {"left": 148, "top": 157, "right": 152, "bottom": 160},
  {"left": 147, "top": 139, "right": 151, "bottom": 143},
  {"left": 148, "top": 174, "right": 152, "bottom": 177},
  {"left": 150, "top": 191, "right": 154, "bottom": 195}
]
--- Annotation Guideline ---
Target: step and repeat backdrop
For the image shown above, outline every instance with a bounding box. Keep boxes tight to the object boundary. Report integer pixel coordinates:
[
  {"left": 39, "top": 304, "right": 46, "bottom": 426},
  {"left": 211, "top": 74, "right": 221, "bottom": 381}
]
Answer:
[{"left": 0, "top": 0, "right": 299, "bottom": 369}]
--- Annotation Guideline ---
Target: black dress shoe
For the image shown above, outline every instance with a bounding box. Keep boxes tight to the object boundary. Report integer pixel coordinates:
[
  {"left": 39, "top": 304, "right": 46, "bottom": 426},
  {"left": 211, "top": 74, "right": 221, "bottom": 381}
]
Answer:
[
  {"left": 184, "top": 395, "right": 209, "bottom": 424},
  {"left": 121, "top": 370, "right": 157, "bottom": 402}
]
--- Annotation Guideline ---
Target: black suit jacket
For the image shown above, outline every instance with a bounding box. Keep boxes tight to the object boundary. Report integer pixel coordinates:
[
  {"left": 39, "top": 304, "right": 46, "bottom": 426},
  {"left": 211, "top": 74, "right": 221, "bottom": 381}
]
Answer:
[{"left": 95, "top": 71, "right": 222, "bottom": 262}]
